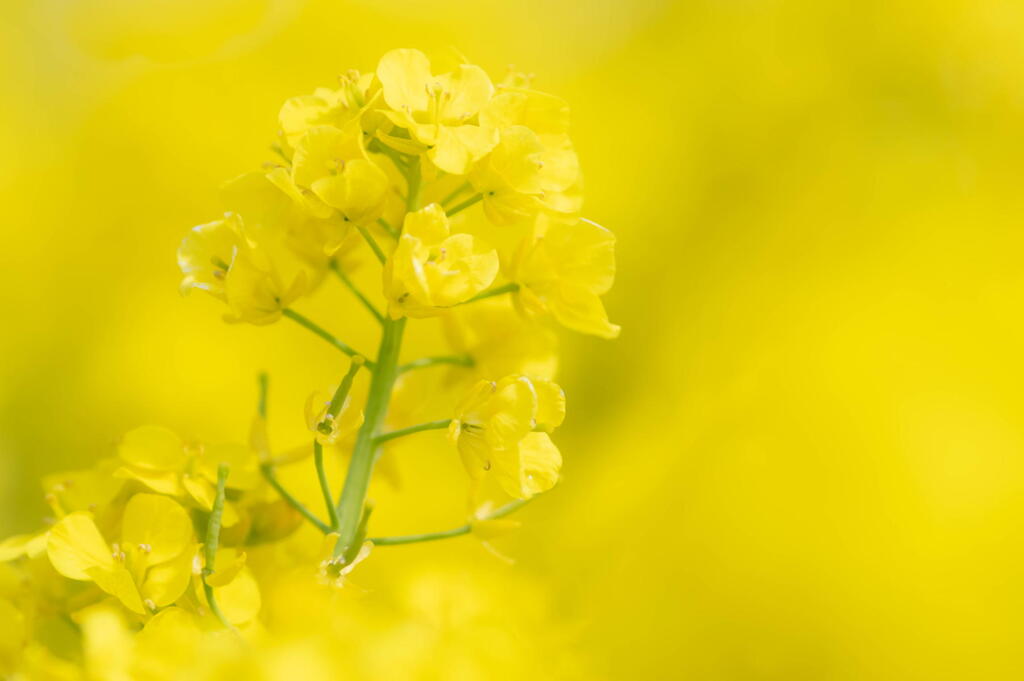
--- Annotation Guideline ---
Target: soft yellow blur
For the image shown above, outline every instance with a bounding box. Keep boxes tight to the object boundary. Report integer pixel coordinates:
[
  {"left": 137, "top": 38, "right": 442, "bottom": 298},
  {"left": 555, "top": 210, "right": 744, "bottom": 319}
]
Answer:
[{"left": 3, "top": 0, "right": 1023, "bottom": 678}]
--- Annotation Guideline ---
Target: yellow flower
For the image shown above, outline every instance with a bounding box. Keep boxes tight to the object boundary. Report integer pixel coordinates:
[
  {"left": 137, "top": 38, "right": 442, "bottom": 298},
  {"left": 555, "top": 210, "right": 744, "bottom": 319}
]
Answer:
[
  {"left": 305, "top": 385, "right": 364, "bottom": 447},
  {"left": 290, "top": 124, "right": 390, "bottom": 227},
  {"left": 115, "top": 425, "right": 259, "bottom": 524},
  {"left": 222, "top": 245, "right": 306, "bottom": 325},
  {"left": 278, "top": 71, "right": 374, "bottom": 147},
  {"left": 177, "top": 213, "right": 244, "bottom": 299},
  {"left": 177, "top": 199, "right": 307, "bottom": 326},
  {"left": 46, "top": 494, "right": 196, "bottom": 615},
  {"left": 448, "top": 375, "right": 565, "bottom": 499},
  {"left": 376, "top": 49, "right": 498, "bottom": 174},
  {"left": 317, "top": 532, "right": 372, "bottom": 589},
  {"left": 442, "top": 296, "right": 558, "bottom": 380},
  {"left": 190, "top": 548, "right": 262, "bottom": 626},
  {"left": 469, "top": 87, "right": 582, "bottom": 224},
  {"left": 383, "top": 203, "right": 499, "bottom": 318},
  {"left": 509, "top": 217, "right": 620, "bottom": 338}
]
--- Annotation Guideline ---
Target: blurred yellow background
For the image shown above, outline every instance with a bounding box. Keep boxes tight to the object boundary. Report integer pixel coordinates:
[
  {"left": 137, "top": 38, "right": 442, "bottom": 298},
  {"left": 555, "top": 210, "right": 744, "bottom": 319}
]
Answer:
[{"left": 3, "top": 0, "right": 1024, "bottom": 678}]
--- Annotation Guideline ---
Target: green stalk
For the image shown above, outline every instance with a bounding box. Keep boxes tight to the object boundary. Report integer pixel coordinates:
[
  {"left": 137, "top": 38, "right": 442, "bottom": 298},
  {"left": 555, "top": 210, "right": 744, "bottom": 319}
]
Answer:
[
  {"left": 398, "top": 354, "right": 474, "bottom": 374},
  {"left": 332, "top": 157, "right": 422, "bottom": 560},
  {"left": 332, "top": 316, "right": 406, "bottom": 558},
  {"left": 330, "top": 261, "right": 384, "bottom": 324},
  {"left": 282, "top": 309, "right": 371, "bottom": 365},
  {"left": 455, "top": 282, "right": 520, "bottom": 306},
  {"left": 313, "top": 441, "right": 340, "bottom": 530},
  {"left": 260, "top": 463, "right": 330, "bottom": 534},
  {"left": 202, "top": 464, "right": 238, "bottom": 632},
  {"left": 369, "top": 499, "right": 531, "bottom": 547},
  {"left": 373, "top": 419, "right": 451, "bottom": 447},
  {"left": 446, "top": 193, "right": 483, "bottom": 216}
]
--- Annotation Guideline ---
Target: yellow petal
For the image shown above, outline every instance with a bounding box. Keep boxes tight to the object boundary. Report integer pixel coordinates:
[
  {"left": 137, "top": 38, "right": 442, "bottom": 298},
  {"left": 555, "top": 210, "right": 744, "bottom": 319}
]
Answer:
[
  {"left": 212, "top": 567, "right": 261, "bottom": 624},
  {"left": 223, "top": 248, "right": 300, "bottom": 325},
  {"left": 486, "top": 88, "right": 570, "bottom": 134},
  {"left": 427, "top": 124, "right": 498, "bottom": 175},
  {"left": 121, "top": 494, "right": 193, "bottom": 564},
  {"left": 115, "top": 466, "right": 184, "bottom": 496},
  {"left": 118, "top": 425, "right": 187, "bottom": 472},
  {"left": 548, "top": 283, "right": 621, "bottom": 339},
  {"left": 542, "top": 219, "right": 616, "bottom": 294},
  {"left": 135, "top": 607, "right": 202, "bottom": 673},
  {"left": 0, "top": 533, "right": 47, "bottom": 562},
  {"left": 437, "top": 64, "right": 494, "bottom": 122},
  {"left": 291, "top": 125, "right": 362, "bottom": 188},
  {"left": 198, "top": 443, "right": 261, "bottom": 490},
  {"left": 310, "top": 159, "right": 389, "bottom": 224},
  {"left": 140, "top": 544, "right": 196, "bottom": 608},
  {"left": 402, "top": 203, "right": 450, "bottom": 243},
  {"left": 494, "top": 432, "right": 562, "bottom": 499},
  {"left": 177, "top": 215, "right": 242, "bottom": 298},
  {"left": 79, "top": 603, "right": 137, "bottom": 675},
  {"left": 86, "top": 565, "right": 147, "bottom": 615},
  {"left": 47, "top": 512, "right": 114, "bottom": 580},
  {"left": 483, "top": 376, "right": 536, "bottom": 450},
  {"left": 377, "top": 48, "right": 432, "bottom": 113},
  {"left": 531, "top": 378, "right": 566, "bottom": 431},
  {"left": 204, "top": 548, "right": 247, "bottom": 588},
  {"left": 220, "top": 171, "right": 304, "bottom": 245}
]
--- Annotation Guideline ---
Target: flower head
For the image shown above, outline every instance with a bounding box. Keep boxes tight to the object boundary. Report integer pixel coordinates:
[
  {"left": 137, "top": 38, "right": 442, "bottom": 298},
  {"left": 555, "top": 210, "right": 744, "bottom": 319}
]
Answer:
[
  {"left": 510, "top": 217, "right": 620, "bottom": 338},
  {"left": 383, "top": 203, "right": 499, "bottom": 318},
  {"left": 376, "top": 49, "right": 499, "bottom": 174},
  {"left": 46, "top": 494, "right": 196, "bottom": 615},
  {"left": 448, "top": 375, "right": 565, "bottom": 499}
]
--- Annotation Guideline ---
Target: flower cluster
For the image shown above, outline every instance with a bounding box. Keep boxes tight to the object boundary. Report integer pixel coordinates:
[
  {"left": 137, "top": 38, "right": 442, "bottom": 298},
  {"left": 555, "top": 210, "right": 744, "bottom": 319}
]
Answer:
[{"left": 0, "top": 49, "right": 617, "bottom": 679}]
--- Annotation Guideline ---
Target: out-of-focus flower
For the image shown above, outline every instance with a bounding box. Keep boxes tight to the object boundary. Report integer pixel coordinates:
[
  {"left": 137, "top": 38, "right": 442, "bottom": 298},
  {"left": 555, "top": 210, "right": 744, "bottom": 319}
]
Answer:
[
  {"left": 47, "top": 494, "right": 196, "bottom": 614},
  {"left": 510, "top": 217, "right": 620, "bottom": 338}
]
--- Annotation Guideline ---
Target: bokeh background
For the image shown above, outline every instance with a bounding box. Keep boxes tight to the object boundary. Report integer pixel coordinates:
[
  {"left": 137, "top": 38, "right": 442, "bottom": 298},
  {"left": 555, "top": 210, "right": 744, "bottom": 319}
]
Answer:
[{"left": 3, "top": 0, "right": 1024, "bottom": 678}]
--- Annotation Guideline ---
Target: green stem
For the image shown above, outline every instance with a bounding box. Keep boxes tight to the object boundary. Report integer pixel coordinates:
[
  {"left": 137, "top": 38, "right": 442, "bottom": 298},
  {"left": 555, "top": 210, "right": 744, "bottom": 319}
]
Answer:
[
  {"left": 455, "top": 282, "right": 520, "bottom": 306},
  {"left": 257, "top": 372, "right": 268, "bottom": 420},
  {"left": 332, "top": 158, "right": 422, "bottom": 560},
  {"left": 356, "top": 225, "right": 387, "bottom": 264},
  {"left": 260, "top": 463, "right": 330, "bottom": 534},
  {"left": 373, "top": 419, "right": 451, "bottom": 447},
  {"left": 282, "top": 309, "right": 371, "bottom": 365},
  {"left": 332, "top": 316, "right": 406, "bottom": 558},
  {"left": 377, "top": 218, "right": 399, "bottom": 239},
  {"left": 398, "top": 355, "right": 474, "bottom": 374},
  {"left": 202, "top": 464, "right": 238, "bottom": 632},
  {"left": 369, "top": 499, "right": 531, "bottom": 546},
  {"left": 330, "top": 262, "right": 384, "bottom": 324},
  {"left": 440, "top": 181, "right": 471, "bottom": 208},
  {"left": 446, "top": 193, "right": 483, "bottom": 217},
  {"left": 313, "top": 441, "right": 340, "bottom": 531}
]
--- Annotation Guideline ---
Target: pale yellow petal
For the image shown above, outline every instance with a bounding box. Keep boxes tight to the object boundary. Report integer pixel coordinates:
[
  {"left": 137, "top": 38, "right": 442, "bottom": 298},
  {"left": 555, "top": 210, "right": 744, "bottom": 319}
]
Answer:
[
  {"left": 437, "top": 64, "right": 494, "bottom": 122},
  {"left": 121, "top": 494, "right": 193, "bottom": 564},
  {"left": 377, "top": 48, "right": 432, "bottom": 113},
  {"left": 47, "top": 512, "right": 114, "bottom": 580},
  {"left": 494, "top": 432, "right": 562, "bottom": 499},
  {"left": 140, "top": 544, "right": 196, "bottom": 608},
  {"left": 118, "top": 425, "right": 187, "bottom": 472},
  {"left": 531, "top": 378, "right": 566, "bottom": 431},
  {"left": 86, "top": 565, "right": 147, "bottom": 615}
]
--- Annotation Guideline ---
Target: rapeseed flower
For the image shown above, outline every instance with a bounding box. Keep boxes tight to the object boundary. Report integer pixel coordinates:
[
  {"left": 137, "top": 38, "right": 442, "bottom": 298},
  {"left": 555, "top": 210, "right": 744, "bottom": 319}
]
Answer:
[{"left": 3, "top": 48, "right": 618, "bottom": 679}]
